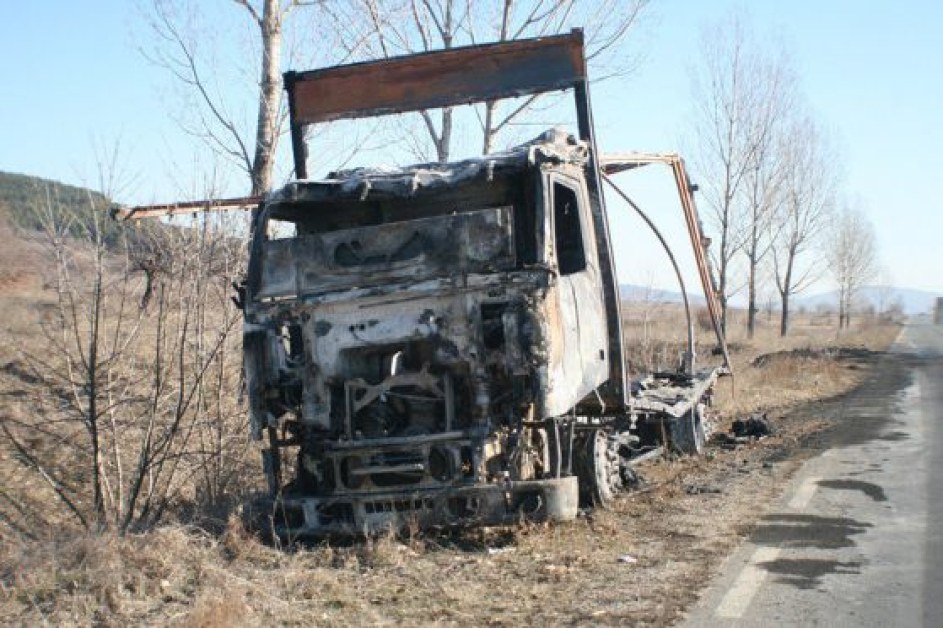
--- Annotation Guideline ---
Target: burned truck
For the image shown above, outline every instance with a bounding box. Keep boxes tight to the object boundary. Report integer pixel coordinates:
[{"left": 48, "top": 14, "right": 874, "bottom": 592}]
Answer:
[{"left": 118, "top": 30, "right": 729, "bottom": 537}]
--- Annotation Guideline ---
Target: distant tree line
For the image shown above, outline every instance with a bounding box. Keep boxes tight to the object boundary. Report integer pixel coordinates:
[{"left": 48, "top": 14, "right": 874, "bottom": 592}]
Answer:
[{"left": 689, "top": 12, "right": 879, "bottom": 337}]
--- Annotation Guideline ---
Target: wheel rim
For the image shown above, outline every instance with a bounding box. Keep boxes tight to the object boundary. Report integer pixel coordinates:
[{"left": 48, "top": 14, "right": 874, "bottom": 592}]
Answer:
[{"left": 590, "top": 430, "right": 622, "bottom": 506}]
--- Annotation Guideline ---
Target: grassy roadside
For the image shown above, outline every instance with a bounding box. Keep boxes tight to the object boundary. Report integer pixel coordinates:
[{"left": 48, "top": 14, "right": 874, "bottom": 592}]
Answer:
[
  {"left": 711, "top": 317, "right": 900, "bottom": 419},
  {"left": 0, "top": 310, "right": 902, "bottom": 625}
]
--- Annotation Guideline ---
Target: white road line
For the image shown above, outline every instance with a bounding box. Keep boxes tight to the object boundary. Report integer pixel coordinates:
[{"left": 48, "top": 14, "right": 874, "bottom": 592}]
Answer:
[
  {"left": 788, "top": 475, "right": 819, "bottom": 510},
  {"left": 713, "top": 475, "right": 818, "bottom": 618},
  {"left": 715, "top": 546, "right": 781, "bottom": 618}
]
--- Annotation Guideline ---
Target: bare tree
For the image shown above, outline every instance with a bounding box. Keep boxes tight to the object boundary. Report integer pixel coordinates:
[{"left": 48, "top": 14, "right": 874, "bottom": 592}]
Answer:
[
  {"left": 739, "top": 50, "right": 796, "bottom": 338},
  {"left": 689, "top": 14, "right": 764, "bottom": 335},
  {"left": 826, "top": 203, "right": 878, "bottom": 329},
  {"left": 0, "top": 175, "right": 250, "bottom": 535},
  {"left": 147, "top": 0, "right": 319, "bottom": 194},
  {"left": 772, "top": 114, "right": 837, "bottom": 336},
  {"left": 118, "top": 215, "right": 249, "bottom": 530},
  {"left": 322, "top": 0, "right": 649, "bottom": 163}
]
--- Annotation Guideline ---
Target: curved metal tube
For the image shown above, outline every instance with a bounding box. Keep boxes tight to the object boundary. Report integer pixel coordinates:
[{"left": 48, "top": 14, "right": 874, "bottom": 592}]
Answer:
[{"left": 600, "top": 172, "right": 695, "bottom": 375}]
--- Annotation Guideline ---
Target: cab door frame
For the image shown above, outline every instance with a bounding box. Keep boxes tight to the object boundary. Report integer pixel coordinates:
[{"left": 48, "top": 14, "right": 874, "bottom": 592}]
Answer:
[{"left": 542, "top": 169, "right": 610, "bottom": 415}]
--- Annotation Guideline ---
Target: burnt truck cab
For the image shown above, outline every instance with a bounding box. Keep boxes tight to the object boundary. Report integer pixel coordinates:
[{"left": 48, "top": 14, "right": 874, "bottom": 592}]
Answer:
[
  {"left": 244, "top": 131, "right": 620, "bottom": 534},
  {"left": 232, "top": 31, "right": 728, "bottom": 537}
]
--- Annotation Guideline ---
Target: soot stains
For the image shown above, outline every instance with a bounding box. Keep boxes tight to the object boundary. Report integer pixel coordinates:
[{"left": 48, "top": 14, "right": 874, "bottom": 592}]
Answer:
[{"left": 880, "top": 431, "right": 910, "bottom": 441}]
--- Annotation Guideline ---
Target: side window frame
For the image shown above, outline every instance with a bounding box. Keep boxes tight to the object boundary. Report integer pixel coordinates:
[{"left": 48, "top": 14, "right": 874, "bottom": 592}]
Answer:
[{"left": 550, "top": 176, "right": 588, "bottom": 276}]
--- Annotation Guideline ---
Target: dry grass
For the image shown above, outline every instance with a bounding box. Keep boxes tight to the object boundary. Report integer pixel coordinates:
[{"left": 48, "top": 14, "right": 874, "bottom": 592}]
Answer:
[
  {"left": 0, "top": 443, "right": 824, "bottom": 625},
  {"left": 711, "top": 312, "right": 899, "bottom": 419},
  {"left": 0, "top": 216, "right": 904, "bottom": 626},
  {"left": 0, "top": 210, "right": 257, "bottom": 538},
  {"left": 622, "top": 299, "right": 900, "bottom": 420},
  {"left": 0, "top": 307, "right": 901, "bottom": 626}
]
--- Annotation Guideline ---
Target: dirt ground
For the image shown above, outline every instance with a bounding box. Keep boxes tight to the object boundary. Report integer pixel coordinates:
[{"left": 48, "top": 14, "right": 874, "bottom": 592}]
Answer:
[{"left": 0, "top": 322, "right": 900, "bottom": 626}]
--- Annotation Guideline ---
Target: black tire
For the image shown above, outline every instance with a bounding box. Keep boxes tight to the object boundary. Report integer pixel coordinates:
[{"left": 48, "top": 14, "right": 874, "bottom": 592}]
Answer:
[{"left": 574, "top": 429, "right": 622, "bottom": 508}]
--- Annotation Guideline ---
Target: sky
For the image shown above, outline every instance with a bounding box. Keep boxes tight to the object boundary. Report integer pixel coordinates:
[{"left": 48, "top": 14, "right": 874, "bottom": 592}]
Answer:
[{"left": 2, "top": 1, "right": 942, "bottom": 298}]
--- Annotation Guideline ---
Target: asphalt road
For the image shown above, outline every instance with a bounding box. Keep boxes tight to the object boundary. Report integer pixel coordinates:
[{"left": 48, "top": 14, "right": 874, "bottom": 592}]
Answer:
[{"left": 683, "top": 321, "right": 943, "bottom": 627}]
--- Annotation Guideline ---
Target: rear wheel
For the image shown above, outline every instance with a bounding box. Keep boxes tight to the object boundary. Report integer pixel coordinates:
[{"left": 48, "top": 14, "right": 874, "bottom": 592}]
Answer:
[{"left": 574, "top": 429, "right": 622, "bottom": 508}]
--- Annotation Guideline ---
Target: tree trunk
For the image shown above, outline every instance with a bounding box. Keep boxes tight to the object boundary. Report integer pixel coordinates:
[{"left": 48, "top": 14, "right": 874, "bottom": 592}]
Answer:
[
  {"left": 89, "top": 238, "right": 108, "bottom": 530},
  {"left": 779, "top": 247, "right": 795, "bottom": 337},
  {"left": 89, "top": 417, "right": 107, "bottom": 530},
  {"left": 250, "top": 0, "right": 282, "bottom": 195},
  {"left": 482, "top": 101, "right": 496, "bottom": 155},
  {"left": 719, "top": 292, "right": 728, "bottom": 336},
  {"left": 717, "top": 223, "right": 730, "bottom": 336},
  {"left": 838, "top": 289, "right": 847, "bottom": 329},
  {"left": 437, "top": 108, "right": 453, "bottom": 163},
  {"left": 747, "top": 260, "right": 757, "bottom": 339},
  {"left": 780, "top": 290, "right": 790, "bottom": 336}
]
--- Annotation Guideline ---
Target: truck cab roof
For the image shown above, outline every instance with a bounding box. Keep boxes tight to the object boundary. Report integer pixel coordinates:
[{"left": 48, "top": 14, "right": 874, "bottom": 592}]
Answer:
[{"left": 265, "top": 128, "right": 589, "bottom": 206}]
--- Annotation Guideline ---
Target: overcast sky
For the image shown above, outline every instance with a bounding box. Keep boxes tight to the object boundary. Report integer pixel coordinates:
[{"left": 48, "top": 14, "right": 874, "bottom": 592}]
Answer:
[{"left": 2, "top": 1, "right": 941, "bottom": 297}]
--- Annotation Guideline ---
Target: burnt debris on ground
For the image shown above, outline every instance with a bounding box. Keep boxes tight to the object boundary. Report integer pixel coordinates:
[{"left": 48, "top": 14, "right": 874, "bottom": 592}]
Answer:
[
  {"left": 710, "top": 413, "right": 776, "bottom": 448},
  {"left": 733, "top": 414, "right": 775, "bottom": 438}
]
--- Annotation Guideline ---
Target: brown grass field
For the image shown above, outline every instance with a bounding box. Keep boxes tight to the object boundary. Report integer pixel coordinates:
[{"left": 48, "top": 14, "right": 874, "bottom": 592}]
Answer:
[{"left": 0, "top": 220, "right": 902, "bottom": 625}]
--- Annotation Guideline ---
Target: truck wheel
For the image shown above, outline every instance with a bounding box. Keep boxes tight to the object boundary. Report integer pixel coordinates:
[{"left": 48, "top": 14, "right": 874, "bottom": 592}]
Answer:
[
  {"left": 574, "top": 429, "right": 622, "bottom": 508},
  {"left": 670, "top": 405, "right": 706, "bottom": 455}
]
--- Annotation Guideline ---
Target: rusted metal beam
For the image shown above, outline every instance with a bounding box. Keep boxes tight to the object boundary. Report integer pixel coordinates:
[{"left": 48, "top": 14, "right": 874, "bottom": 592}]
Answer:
[
  {"left": 599, "top": 152, "right": 679, "bottom": 174},
  {"left": 284, "top": 30, "right": 586, "bottom": 126},
  {"left": 112, "top": 196, "right": 262, "bottom": 221},
  {"left": 600, "top": 153, "right": 732, "bottom": 372},
  {"left": 669, "top": 157, "right": 732, "bottom": 372}
]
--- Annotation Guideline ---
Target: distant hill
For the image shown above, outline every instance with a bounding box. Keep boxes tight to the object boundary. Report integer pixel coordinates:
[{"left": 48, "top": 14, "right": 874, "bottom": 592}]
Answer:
[
  {"left": 0, "top": 170, "right": 121, "bottom": 245},
  {"left": 620, "top": 283, "right": 707, "bottom": 305}
]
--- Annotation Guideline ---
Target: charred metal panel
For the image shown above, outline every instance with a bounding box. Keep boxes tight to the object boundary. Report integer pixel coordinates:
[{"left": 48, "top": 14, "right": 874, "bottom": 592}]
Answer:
[
  {"left": 286, "top": 278, "right": 526, "bottom": 432},
  {"left": 243, "top": 328, "right": 270, "bottom": 440},
  {"left": 257, "top": 206, "right": 515, "bottom": 299},
  {"left": 285, "top": 31, "right": 586, "bottom": 126},
  {"left": 539, "top": 172, "right": 609, "bottom": 416},
  {"left": 558, "top": 268, "right": 609, "bottom": 408}
]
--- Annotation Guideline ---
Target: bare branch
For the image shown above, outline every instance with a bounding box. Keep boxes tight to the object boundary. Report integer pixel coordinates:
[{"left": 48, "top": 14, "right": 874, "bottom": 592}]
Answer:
[
  {"left": 2, "top": 422, "right": 88, "bottom": 530},
  {"left": 233, "top": 0, "right": 263, "bottom": 26},
  {"left": 148, "top": 2, "right": 254, "bottom": 177}
]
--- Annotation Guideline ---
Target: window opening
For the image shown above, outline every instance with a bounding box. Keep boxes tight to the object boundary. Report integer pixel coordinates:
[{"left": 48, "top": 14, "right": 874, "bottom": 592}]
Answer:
[{"left": 553, "top": 181, "right": 586, "bottom": 275}]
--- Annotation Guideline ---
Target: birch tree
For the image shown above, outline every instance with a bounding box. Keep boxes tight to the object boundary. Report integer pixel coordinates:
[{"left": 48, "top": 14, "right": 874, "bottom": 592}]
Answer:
[
  {"left": 772, "top": 114, "right": 837, "bottom": 336},
  {"left": 827, "top": 203, "right": 878, "bottom": 329},
  {"left": 689, "top": 15, "right": 761, "bottom": 335},
  {"left": 739, "top": 51, "right": 796, "bottom": 338}
]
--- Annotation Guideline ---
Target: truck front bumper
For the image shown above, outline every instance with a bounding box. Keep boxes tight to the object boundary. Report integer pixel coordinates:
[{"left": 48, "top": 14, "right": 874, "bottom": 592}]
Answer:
[{"left": 247, "top": 476, "right": 579, "bottom": 539}]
